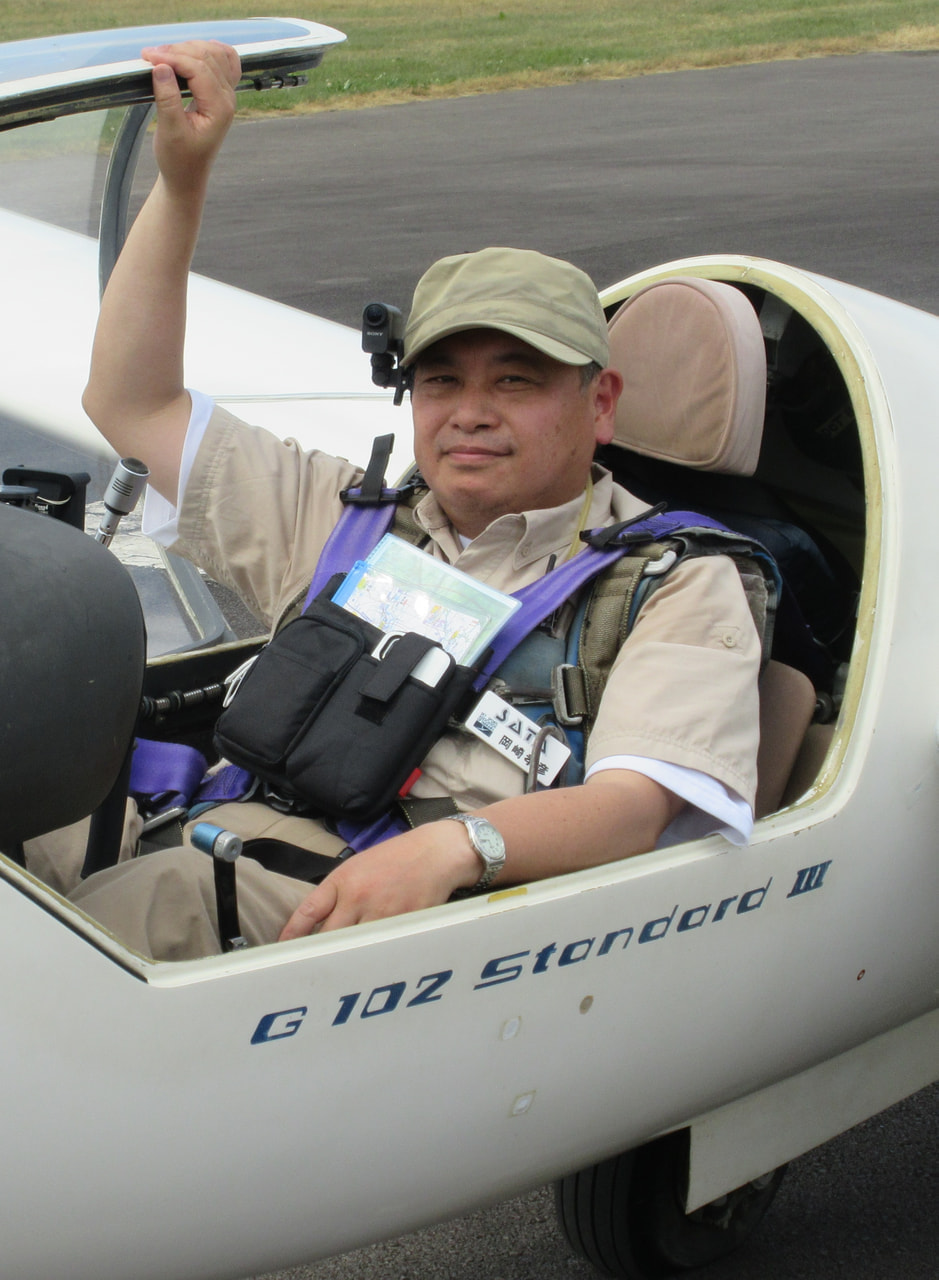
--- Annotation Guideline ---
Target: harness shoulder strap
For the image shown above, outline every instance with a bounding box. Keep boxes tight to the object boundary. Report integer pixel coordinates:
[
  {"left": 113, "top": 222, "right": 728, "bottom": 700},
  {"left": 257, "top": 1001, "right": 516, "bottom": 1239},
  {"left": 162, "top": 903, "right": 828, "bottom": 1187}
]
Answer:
[
  {"left": 274, "top": 484, "right": 428, "bottom": 634},
  {"left": 574, "top": 545, "right": 669, "bottom": 724},
  {"left": 565, "top": 528, "right": 778, "bottom": 741},
  {"left": 390, "top": 486, "right": 430, "bottom": 548}
]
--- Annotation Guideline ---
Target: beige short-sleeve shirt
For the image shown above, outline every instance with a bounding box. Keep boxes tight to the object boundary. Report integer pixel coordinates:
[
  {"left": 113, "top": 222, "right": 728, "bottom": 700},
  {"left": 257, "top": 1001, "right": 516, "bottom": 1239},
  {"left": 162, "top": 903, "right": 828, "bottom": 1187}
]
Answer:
[{"left": 174, "top": 407, "right": 761, "bottom": 808}]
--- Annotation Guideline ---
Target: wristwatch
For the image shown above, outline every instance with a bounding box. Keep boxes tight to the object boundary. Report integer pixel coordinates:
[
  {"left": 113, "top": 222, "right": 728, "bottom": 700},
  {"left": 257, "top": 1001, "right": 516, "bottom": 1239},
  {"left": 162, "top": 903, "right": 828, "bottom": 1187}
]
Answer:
[{"left": 447, "top": 814, "right": 506, "bottom": 894}]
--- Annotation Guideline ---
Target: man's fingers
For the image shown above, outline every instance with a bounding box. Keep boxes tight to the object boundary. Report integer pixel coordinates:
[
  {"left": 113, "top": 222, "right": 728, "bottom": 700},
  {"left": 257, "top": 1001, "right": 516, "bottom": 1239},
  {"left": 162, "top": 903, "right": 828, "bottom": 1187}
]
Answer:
[
  {"left": 278, "top": 880, "right": 338, "bottom": 941},
  {"left": 142, "top": 42, "right": 239, "bottom": 123},
  {"left": 149, "top": 60, "right": 185, "bottom": 116},
  {"left": 212, "top": 40, "right": 243, "bottom": 88},
  {"left": 142, "top": 41, "right": 241, "bottom": 91}
]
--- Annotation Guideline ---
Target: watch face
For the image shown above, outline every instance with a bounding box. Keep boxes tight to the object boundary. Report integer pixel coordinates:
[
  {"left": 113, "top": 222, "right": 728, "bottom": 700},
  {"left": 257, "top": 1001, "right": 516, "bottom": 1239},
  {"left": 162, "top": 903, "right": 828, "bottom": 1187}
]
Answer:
[{"left": 471, "top": 818, "right": 505, "bottom": 862}]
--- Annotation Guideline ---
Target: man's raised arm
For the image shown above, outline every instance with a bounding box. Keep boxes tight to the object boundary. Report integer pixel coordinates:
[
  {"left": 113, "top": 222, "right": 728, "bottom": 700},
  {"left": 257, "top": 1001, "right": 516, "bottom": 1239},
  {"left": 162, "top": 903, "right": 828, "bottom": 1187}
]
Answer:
[{"left": 82, "top": 41, "right": 241, "bottom": 502}]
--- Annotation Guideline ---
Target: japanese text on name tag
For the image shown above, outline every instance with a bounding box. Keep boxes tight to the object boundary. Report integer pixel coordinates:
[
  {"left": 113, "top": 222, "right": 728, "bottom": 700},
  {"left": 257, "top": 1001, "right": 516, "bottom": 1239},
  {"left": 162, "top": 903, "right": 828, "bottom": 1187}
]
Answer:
[{"left": 464, "top": 690, "right": 570, "bottom": 785}]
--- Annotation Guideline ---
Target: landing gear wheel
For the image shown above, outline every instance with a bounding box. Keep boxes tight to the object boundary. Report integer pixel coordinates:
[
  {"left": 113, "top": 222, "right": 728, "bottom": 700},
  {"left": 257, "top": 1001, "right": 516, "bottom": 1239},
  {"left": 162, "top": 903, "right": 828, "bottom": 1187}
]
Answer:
[{"left": 554, "top": 1130, "right": 786, "bottom": 1279}]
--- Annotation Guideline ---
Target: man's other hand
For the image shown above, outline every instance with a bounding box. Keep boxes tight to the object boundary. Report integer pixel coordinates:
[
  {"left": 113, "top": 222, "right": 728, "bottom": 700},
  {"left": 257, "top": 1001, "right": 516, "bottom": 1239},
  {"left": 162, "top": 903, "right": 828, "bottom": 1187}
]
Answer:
[{"left": 278, "top": 822, "right": 480, "bottom": 940}]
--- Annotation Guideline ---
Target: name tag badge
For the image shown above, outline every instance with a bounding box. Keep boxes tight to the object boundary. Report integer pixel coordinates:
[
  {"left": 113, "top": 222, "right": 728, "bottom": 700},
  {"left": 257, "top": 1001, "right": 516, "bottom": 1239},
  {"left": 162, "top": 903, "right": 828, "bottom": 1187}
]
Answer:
[{"left": 464, "top": 690, "right": 571, "bottom": 785}]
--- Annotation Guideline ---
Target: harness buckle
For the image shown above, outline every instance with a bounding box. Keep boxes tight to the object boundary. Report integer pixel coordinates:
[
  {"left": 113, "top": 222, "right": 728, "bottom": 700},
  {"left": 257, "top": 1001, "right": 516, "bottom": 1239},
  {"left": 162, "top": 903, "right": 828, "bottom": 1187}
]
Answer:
[
  {"left": 642, "top": 548, "right": 679, "bottom": 577},
  {"left": 552, "top": 664, "right": 585, "bottom": 727},
  {"left": 140, "top": 804, "right": 189, "bottom": 835}
]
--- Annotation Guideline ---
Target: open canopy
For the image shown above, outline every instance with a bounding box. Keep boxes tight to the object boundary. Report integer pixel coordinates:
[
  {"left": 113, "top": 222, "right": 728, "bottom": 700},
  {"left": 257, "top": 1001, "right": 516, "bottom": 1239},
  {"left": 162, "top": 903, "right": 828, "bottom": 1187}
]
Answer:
[{"left": 0, "top": 18, "right": 345, "bottom": 128}]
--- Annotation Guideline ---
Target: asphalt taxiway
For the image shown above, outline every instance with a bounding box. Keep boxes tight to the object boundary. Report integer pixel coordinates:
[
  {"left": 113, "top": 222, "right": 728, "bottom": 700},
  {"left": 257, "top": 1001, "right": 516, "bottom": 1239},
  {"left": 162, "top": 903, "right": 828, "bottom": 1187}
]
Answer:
[{"left": 196, "top": 50, "right": 939, "bottom": 322}]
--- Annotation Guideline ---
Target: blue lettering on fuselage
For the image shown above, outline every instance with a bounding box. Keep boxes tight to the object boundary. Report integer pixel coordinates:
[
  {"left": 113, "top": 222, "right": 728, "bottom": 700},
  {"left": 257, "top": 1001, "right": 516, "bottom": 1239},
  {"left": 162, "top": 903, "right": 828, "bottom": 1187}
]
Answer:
[
  {"left": 788, "top": 861, "right": 832, "bottom": 896},
  {"left": 251, "top": 1007, "right": 308, "bottom": 1044},
  {"left": 250, "top": 866, "right": 825, "bottom": 1042}
]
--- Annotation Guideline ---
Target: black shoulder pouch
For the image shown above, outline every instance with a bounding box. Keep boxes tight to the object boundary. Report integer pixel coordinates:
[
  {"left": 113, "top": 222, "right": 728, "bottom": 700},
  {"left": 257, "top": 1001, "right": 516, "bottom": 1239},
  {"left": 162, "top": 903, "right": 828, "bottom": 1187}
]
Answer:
[{"left": 214, "top": 583, "right": 479, "bottom": 821}]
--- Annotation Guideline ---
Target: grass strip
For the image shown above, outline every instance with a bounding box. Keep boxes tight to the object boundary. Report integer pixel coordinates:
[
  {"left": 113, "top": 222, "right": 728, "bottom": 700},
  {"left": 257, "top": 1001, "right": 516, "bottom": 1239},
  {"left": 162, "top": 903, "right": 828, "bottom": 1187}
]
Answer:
[{"left": 3, "top": 1, "right": 938, "bottom": 113}]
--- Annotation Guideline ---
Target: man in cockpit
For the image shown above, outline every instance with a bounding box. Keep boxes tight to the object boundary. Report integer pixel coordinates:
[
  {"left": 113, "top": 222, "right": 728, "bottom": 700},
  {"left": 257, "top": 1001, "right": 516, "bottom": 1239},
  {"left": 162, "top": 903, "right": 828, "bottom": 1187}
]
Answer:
[{"left": 64, "top": 40, "right": 761, "bottom": 960}]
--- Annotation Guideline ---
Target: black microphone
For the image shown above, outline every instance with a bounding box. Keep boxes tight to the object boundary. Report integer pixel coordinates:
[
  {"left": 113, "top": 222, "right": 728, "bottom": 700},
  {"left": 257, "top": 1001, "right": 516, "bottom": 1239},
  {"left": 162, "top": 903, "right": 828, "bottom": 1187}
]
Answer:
[{"left": 94, "top": 457, "right": 150, "bottom": 547}]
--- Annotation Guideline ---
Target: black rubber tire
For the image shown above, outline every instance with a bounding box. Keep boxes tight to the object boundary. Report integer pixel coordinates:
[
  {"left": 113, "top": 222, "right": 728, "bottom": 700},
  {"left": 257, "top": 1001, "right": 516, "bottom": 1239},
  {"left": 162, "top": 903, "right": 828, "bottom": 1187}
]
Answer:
[{"left": 554, "top": 1130, "right": 786, "bottom": 1279}]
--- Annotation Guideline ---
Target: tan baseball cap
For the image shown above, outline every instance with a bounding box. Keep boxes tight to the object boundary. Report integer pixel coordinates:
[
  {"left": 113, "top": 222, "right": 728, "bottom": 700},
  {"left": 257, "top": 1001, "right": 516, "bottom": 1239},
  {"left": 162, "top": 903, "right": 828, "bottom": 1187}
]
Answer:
[{"left": 402, "top": 246, "right": 609, "bottom": 368}]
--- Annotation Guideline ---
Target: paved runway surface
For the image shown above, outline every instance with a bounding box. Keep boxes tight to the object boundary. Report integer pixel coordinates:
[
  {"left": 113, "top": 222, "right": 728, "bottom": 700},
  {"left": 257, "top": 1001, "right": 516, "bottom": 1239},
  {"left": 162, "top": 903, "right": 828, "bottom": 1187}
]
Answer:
[
  {"left": 195, "top": 51, "right": 939, "bottom": 322},
  {"left": 197, "top": 51, "right": 939, "bottom": 1280}
]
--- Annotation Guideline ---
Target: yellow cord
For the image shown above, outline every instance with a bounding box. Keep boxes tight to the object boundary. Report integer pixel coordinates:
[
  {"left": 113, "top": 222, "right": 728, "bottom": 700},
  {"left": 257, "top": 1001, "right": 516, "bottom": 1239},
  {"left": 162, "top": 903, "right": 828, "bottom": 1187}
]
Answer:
[{"left": 561, "top": 473, "right": 594, "bottom": 563}]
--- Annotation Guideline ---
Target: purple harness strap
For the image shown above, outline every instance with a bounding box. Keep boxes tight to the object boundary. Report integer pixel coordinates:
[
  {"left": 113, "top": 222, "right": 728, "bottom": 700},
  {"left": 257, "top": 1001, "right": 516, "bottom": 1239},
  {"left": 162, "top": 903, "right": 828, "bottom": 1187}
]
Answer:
[
  {"left": 304, "top": 491, "right": 398, "bottom": 607},
  {"left": 130, "top": 742, "right": 254, "bottom": 810},
  {"left": 474, "top": 509, "right": 732, "bottom": 687},
  {"left": 334, "top": 808, "right": 407, "bottom": 851},
  {"left": 130, "top": 739, "right": 208, "bottom": 812}
]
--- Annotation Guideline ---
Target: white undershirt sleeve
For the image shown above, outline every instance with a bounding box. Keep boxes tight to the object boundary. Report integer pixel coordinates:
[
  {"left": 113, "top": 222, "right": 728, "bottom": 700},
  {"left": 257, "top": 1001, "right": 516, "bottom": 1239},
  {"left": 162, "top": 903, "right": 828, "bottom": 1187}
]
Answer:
[
  {"left": 141, "top": 389, "right": 215, "bottom": 545},
  {"left": 585, "top": 755, "right": 753, "bottom": 846}
]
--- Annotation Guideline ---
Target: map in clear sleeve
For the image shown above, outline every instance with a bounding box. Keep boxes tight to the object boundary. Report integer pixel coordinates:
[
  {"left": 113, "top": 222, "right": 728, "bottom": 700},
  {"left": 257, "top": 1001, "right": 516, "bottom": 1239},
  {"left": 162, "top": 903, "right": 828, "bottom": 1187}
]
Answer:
[{"left": 333, "top": 534, "right": 520, "bottom": 663}]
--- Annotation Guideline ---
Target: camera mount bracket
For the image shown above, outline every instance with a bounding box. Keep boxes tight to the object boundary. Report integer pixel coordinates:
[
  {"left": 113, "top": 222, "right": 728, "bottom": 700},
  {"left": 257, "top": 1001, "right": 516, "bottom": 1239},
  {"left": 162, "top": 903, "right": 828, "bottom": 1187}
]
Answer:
[{"left": 361, "top": 302, "right": 413, "bottom": 406}]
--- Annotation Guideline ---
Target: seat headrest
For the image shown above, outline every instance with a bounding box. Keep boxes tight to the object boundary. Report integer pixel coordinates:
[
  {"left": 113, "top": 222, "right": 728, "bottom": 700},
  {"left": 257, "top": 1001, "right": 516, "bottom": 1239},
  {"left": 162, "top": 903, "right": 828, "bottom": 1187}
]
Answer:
[
  {"left": 607, "top": 277, "right": 766, "bottom": 476},
  {"left": 0, "top": 505, "right": 145, "bottom": 848}
]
